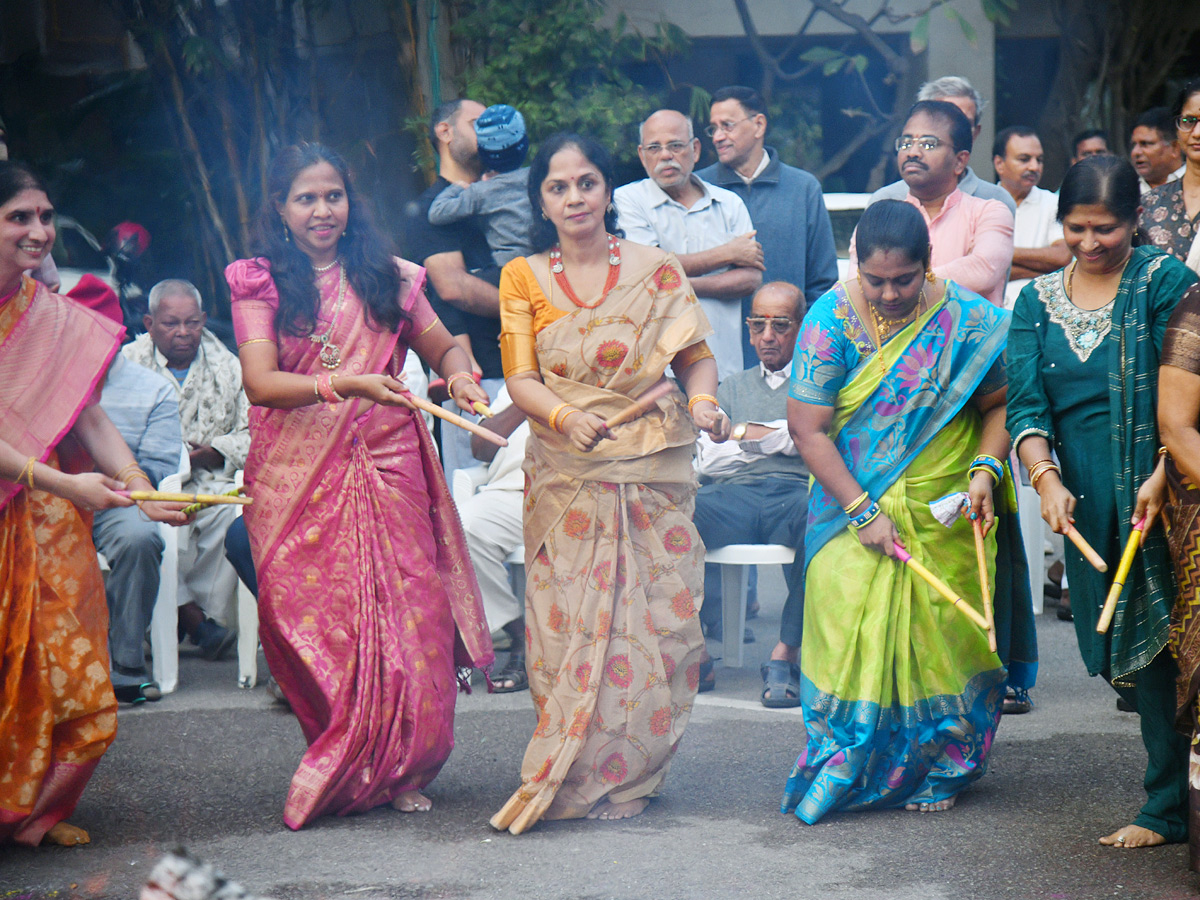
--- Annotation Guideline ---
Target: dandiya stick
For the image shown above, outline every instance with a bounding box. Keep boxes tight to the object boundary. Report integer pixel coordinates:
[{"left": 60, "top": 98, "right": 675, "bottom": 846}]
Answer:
[
  {"left": 181, "top": 485, "right": 245, "bottom": 516},
  {"left": 603, "top": 379, "right": 675, "bottom": 430},
  {"left": 471, "top": 401, "right": 495, "bottom": 418},
  {"left": 1096, "top": 516, "right": 1146, "bottom": 634},
  {"left": 120, "top": 490, "right": 252, "bottom": 506},
  {"left": 973, "top": 518, "right": 997, "bottom": 652},
  {"left": 405, "top": 392, "right": 508, "bottom": 448},
  {"left": 893, "top": 542, "right": 990, "bottom": 630},
  {"left": 1064, "top": 524, "right": 1108, "bottom": 572}
]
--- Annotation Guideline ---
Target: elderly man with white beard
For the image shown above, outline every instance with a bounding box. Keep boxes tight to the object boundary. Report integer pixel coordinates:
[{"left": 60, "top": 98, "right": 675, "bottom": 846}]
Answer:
[{"left": 614, "top": 109, "right": 763, "bottom": 381}]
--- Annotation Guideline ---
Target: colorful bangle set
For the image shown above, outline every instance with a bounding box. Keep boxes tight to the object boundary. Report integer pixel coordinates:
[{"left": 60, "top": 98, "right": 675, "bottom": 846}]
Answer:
[
  {"left": 848, "top": 500, "right": 881, "bottom": 530},
  {"left": 968, "top": 454, "right": 1004, "bottom": 485},
  {"left": 315, "top": 371, "right": 345, "bottom": 403}
]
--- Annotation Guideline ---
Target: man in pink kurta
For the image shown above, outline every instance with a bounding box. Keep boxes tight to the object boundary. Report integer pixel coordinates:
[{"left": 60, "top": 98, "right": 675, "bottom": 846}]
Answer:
[{"left": 852, "top": 100, "right": 1014, "bottom": 306}]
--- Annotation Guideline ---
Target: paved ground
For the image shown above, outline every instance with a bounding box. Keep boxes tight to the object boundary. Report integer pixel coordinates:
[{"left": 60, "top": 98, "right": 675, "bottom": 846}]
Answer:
[{"left": 4, "top": 572, "right": 1199, "bottom": 900}]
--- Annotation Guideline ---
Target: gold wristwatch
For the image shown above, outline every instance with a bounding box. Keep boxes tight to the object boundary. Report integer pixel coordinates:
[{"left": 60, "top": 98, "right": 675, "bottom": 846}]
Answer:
[{"left": 731, "top": 422, "right": 748, "bottom": 441}]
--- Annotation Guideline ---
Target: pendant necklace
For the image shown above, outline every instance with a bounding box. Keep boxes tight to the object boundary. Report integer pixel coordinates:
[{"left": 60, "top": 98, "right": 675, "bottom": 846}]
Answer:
[
  {"left": 550, "top": 234, "right": 621, "bottom": 309},
  {"left": 859, "top": 273, "right": 924, "bottom": 377},
  {"left": 310, "top": 262, "right": 347, "bottom": 369}
]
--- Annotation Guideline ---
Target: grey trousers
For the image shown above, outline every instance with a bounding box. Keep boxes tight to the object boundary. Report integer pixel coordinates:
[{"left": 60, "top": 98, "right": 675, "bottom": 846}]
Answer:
[{"left": 93, "top": 505, "right": 163, "bottom": 673}]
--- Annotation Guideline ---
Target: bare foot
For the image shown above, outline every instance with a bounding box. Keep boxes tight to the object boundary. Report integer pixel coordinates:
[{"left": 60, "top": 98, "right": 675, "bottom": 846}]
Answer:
[
  {"left": 905, "top": 796, "right": 957, "bottom": 813},
  {"left": 42, "top": 822, "right": 90, "bottom": 846},
  {"left": 392, "top": 790, "right": 432, "bottom": 813},
  {"left": 586, "top": 798, "right": 649, "bottom": 821},
  {"left": 1099, "top": 824, "right": 1166, "bottom": 848}
]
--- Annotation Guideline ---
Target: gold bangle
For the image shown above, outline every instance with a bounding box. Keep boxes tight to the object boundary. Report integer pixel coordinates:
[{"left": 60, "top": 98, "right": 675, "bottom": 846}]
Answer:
[
  {"left": 1027, "top": 459, "right": 1055, "bottom": 482},
  {"left": 114, "top": 462, "right": 140, "bottom": 484},
  {"left": 328, "top": 373, "right": 346, "bottom": 402},
  {"left": 687, "top": 393, "right": 718, "bottom": 414},
  {"left": 18, "top": 456, "right": 36, "bottom": 490},
  {"left": 446, "top": 372, "right": 474, "bottom": 399},
  {"left": 1030, "top": 464, "right": 1060, "bottom": 492},
  {"left": 558, "top": 408, "right": 582, "bottom": 433},
  {"left": 314, "top": 374, "right": 322, "bottom": 399},
  {"left": 1158, "top": 445, "right": 1169, "bottom": 459},
  {"left": 547, "top": 402, "right": 569, "bottom": 432},
  {"left": 843, "top": 491, "right": 870, "bottom": 515}
]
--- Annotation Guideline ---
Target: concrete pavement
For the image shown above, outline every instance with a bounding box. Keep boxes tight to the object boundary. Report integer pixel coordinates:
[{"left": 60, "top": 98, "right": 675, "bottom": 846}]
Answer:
[{"left": 3, "top": 575, "right": 1197, "bottom": 900}]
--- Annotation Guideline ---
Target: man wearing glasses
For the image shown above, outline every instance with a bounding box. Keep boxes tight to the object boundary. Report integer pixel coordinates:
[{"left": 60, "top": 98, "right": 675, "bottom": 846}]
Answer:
[
  {"left": 851, "top": 101, "right": 1013, "bottom": 306},
  {"left": 869, "top": 76, "right": 1016, "bottom": 218},
  {"left": 697, "top": 87, "right": 837, "bottom": 371},
  {"left": 125, "top": 279, "right": 249, "bottom": 662},
  {"left": 615, "top": 108, "right": 763, "bottom": 381},
  {"left": 693, "top": 282, "right": 810, "bottom": 705}
]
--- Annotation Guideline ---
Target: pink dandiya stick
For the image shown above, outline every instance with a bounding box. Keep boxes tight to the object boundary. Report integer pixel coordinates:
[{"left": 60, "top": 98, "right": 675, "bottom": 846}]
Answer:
[
  {"left": 1064, "top": 524, "right": 1108, "bottom": 572},
  {"left": 893, "top": 542, "right": 990, "bottom": 630},
  {"left": 603, "top": 378, "right": 675, "bottom": 430},
  {"left": 1096, "top": 517, "right": 1146, "bottom": 635},
  {"left": 973, "top": 518, "right": 997, "bottom": 653},
  {"left": 406, "top": 393, "right": 508, "bottom": 448}
]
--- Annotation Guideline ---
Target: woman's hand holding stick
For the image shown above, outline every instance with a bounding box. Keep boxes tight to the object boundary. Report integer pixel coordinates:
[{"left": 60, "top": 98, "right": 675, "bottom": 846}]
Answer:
[
  {"left": 1096, "top": 516, "right": 1147, "bottom": 634},
  {"left": 404, "top": 392, "right": 508, "bottom": 448},
  {"left": 1035, "top": 466, "right": 1109, "bottom": 571},
  {"left": 894, "top": 542, "right": 990, "bottom": 630}
]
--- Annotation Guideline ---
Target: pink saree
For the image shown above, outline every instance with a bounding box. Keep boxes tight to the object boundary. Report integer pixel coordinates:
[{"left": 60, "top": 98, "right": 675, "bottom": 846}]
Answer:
[
  {"left": 227, "top": 257, "right": 492, "bottom": 830},
  {"left": 0, "top": 276, "right": 123, "bottom": 845}
]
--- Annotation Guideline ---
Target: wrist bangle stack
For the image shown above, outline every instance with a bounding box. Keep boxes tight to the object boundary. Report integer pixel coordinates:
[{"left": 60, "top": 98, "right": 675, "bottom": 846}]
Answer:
[
  {"left": 968, "top": 454, "right": 1004, "bottom": 485},
  {"left": 446, "top": 372, "right": 474, "bottom": 399},
  {"left": 558, "top": 408, "right": 582, "bottom": 432},
  {"left": 848, "top": 501, "right": 881, "bottom": 530},
  {"left": 548, "top": 402, "right": 580, "bottom": 433},
  {"left": 114, "top": 462, "right": 149, "bottom": 486},
  {"left": 688, "top": 393, "right": 718, "bottom": 414},
  {"left": 316, "top": 371, "right": 344, "bottom": 403},
  {"left": 842, "top": 491, "right": 870, "bottom": 515},
  {"left": 17, "top": 456, "right": 36, "bottom": 490},
  {"left": 1028, "top": 458, "right": 1060, "bottom": 492}
]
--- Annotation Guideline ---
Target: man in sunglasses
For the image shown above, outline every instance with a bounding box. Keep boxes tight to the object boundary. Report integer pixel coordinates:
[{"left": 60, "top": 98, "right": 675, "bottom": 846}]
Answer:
[
  {"left": 615, "top": 108, "right": 763, "bottom": 381},
  {"left": 693, "top": 282, "right": 810, "bottom": 706},
  {"left": 696, "top": 86, "right": 837, "bottom": 371},
  {"left": 851, "top": 100, "right": 1013, "bottom": 306}
]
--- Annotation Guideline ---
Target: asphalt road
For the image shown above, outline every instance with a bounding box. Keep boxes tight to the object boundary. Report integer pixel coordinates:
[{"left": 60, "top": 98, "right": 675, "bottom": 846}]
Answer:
[{"left": 3, "top": 574, "right": 1197, "bottom": 900}]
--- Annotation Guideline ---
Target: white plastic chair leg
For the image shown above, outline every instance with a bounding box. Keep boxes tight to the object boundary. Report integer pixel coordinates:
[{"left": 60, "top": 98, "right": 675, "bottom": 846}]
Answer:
[
  {"left": 1017, "top": 484, "right": 1045, "bottom": 616},
  {"left": 236, "top": 581, "right": 258, "bottom": 689},
  {"left": 720, "top": 564, "right": 749, "bottom": 668}
]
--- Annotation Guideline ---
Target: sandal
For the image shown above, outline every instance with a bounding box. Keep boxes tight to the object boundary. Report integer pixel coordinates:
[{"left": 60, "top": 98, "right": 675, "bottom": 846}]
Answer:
[
  {"left": 493, "top": 653, "right": 528, "bottom": 693},
  {"left": 760, "top": 659, "right": 801, "bottom": 708},
  {"left": 698, "top": 658, "right": 716, "bottom": 693},
  {"left": 1002, "top": 687, "right": 1033, "bottom": 715},
  {"left": 113, "top": 681, "right": 163, "bottom": 705}
]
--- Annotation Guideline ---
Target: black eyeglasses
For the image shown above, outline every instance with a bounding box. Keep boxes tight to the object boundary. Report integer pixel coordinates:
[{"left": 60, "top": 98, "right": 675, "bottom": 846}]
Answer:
[{"left": 746, "top": 316, "right": 795, "bottom": 335}]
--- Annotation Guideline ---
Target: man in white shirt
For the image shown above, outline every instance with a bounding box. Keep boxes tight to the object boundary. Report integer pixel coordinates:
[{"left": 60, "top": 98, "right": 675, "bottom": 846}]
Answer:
[
  {"left": 693, "top": 282, "right": 808, "bottom": 706},
  {"left": 1131, "top": 107, "right": 1185, "bottom": 194},
  {"left": 993, "top": 126, "right": 1070, "bottom": 308},
  {"left": 615, "top": 109, "right": 763, "bottom": 381}
]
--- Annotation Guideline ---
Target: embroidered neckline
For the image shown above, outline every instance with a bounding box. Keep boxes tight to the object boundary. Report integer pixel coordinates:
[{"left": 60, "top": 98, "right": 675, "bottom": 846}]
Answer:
[{"left": 1037, "top": 270, "right": 1113, "bottom": 363}]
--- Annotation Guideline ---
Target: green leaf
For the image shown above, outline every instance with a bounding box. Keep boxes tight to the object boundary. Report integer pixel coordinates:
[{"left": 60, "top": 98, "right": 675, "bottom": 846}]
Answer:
[
  {"left": 823, "top": 58, "right": 843, "bottom": 77},
  {"left": 910, "top": 12, "right": 929, "bottom": 54},
  {"left": 852, "top": 54, "right": 868, "bottom": 74},
  {"left": 944, "top": 6, "right": 977, "bottom": 46},
  {"left": 800, "top": 46, "right": 842, "bottom": 64}
]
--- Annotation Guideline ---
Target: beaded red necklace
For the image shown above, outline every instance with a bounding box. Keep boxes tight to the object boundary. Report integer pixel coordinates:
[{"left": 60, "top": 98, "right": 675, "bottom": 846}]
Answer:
[{"left": 549, "top": 234, "right": 621, "bottom": 309}]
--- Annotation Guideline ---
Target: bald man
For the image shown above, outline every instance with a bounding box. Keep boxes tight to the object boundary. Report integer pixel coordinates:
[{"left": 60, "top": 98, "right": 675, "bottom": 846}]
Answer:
[
  {"left": 615, "top": 109, "right": 763, "bottom": 381},
  {"left": 692, "top": 282, "right": 809, "bottom": 704}
]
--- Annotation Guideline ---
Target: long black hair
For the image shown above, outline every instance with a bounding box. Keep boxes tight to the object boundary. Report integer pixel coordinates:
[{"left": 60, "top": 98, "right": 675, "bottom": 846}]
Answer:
[
  {"left": 1057, "top": 155, "right": 1140, "bottom": 225},
  {"left": 854, "top": 200, "right": 931, "bottom": 269},
  {"left": 0, "top": 160, "right": 48, "bottom": 208},
  {"left": 252, "top": 143, "right": 404, "bottom": 336},
  {"left": 526, "top": 133, "right": 621, "bottom": 254}
]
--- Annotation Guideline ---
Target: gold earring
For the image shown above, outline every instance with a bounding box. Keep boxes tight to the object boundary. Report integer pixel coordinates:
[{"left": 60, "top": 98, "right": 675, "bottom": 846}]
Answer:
[{"left": 925, "top": 269, "right": 936, "bottom": 284}]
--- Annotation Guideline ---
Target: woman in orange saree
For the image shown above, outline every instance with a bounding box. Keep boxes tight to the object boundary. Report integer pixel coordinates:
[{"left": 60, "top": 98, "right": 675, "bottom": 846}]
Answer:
[
  {"left": 229, "top": 144, "right": 492, "bottom": 829},
  {"left": 0, "top": 162, "right": 187, "bottom": 847},
  {"left": 490, "top": 134, "right": 730, "bottom": 834}
]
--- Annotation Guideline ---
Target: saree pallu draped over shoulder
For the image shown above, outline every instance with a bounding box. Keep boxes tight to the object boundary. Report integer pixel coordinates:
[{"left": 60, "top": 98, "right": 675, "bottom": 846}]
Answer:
[
  {"left": 783, "top": 283, "right": 1021, "bottom": 823},
  {"left": 227, "top": 257, "right": 492, "bottom": 830},
  {"left": 490, "top": 252, "right": 711, "bottom": 835},
  {"left": 0, "top": 277, "right": 123, "bottom": 845}
]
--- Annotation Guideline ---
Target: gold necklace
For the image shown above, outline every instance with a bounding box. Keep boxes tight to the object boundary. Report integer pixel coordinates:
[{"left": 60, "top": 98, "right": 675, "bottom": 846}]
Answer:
[
  {"left": 857, "top": 273, "right": 924, "bottom": 377},
  {"left": 309, "top": 263, "right": 347, "bottom": 369}
]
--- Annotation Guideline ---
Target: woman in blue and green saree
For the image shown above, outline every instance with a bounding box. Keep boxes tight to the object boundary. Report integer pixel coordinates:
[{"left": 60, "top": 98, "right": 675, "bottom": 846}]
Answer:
[
  {"left": 1009, "top": 155, "right": 1197, "bottom": 849},
  {"left": 783, "top": 199, "right": 1032, "bottom": 822}
]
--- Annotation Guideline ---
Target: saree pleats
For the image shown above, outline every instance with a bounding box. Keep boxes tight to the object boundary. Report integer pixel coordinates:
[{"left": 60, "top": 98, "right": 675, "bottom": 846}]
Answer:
[{"left": 0, "top": 460, "right": 117, "bottom": 845}]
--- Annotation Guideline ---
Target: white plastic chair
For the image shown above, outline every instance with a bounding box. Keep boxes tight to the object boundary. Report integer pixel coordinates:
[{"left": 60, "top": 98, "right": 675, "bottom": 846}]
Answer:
[
  {"left": 703, "top": 544, "right": 796, "bottom": 668},
  {"left": 148, "top": 445, "right": 190, "bottom": 694}
]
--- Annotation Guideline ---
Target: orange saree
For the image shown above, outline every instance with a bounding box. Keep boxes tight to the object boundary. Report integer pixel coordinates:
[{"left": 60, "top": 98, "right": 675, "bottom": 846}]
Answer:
[{"left": 0, "top": 276, "right": 122, "bottom": 845}]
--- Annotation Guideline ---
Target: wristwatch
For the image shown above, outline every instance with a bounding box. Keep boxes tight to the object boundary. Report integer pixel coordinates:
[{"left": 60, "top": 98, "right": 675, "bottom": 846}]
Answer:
[{"left": 731, "top": 422, "right": 748, "bottom": 441}]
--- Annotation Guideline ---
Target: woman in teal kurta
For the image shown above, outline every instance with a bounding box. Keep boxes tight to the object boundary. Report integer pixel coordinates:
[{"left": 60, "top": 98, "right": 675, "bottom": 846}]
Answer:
[{"left": 1008, "top": 155, "right": 1198, "bottom": 848}]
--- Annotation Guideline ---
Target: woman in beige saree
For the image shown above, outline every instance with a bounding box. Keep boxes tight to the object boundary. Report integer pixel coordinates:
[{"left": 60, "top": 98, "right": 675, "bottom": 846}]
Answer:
[{"left": 490, "top": 134, "right": 730, "bottom": 834}]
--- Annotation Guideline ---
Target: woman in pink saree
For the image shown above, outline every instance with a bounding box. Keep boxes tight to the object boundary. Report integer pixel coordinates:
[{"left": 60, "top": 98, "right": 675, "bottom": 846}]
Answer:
[{"left": 228, "top": 143, "right": 492, "bottom": 829}]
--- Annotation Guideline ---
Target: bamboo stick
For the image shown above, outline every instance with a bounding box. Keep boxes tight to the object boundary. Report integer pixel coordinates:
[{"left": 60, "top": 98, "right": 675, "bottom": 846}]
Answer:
[
  {"left": 894, "top": 543, "right": 989, "bottom": 630},
  {"left": 181, "top": 485, "right": 245, "bottom": 516},
  {"left": 406, "top": 393, "right": 508, "bottom": 448},
  {"left": 1064, "top": 524, "right": 1108, "bottom": 572},
  {"left": 1096, "top": 517, "right": 1146, "bottom": 634},
  {"left": 973, "top": 518, "right": 997, "bottom": 652},
  {"left": 120, "top": 490, "right": 252, "bottom": 505},
  {"left": 604, "top": 379, "right": 675, "bottom": 430}
]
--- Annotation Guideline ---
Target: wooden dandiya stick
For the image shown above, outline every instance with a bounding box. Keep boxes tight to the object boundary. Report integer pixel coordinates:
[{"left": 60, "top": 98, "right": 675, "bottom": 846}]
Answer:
[
  {"left": 181, "top": 485, "right": 245, "bottom": 516},
  {"left": 972, "top": 518, "right": 997, "bottom": 653},
  {"left": 893, "top": 542, "right": 990, "bottom": 630},
  {"left": 471, "top": 401, "right": 495, "bottom": 418},
  {"left": 1064, "top": 524, "right": 1108, "bottom": 572},
  {"left": 603, "top": 379, "right": 675, "bottom": 430},
  {"left": 119, "top": 490, "right": 252, "bottom": 506},
  {"left": 405, "top": 392, "right": 508, "bottom": 448},
  {"left": 1096, "top": 516, "right": 1147, "bottom": 634}
]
